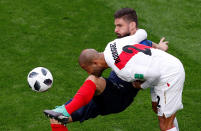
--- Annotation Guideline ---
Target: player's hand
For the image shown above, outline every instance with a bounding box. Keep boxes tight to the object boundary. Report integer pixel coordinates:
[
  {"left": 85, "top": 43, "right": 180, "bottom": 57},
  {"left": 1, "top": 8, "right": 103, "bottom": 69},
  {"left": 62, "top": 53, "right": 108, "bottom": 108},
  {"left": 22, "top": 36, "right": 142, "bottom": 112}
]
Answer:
[
  {"left": 132, "top": 80, "right": 144, "bottom": 89},
  {"left": 158, "top": 37, "right": 168, "bottom": 51}
]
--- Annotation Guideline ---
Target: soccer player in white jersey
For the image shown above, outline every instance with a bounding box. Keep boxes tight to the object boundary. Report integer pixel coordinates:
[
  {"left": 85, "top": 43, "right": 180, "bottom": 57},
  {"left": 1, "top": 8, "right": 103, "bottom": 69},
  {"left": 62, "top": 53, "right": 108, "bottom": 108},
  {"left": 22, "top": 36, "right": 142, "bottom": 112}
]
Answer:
[
  {"left": 78, "top": 38, "right": 185, "bottom": 131},
  {"left": 44, "top": 8, "right": 171, "bottom": 131}
]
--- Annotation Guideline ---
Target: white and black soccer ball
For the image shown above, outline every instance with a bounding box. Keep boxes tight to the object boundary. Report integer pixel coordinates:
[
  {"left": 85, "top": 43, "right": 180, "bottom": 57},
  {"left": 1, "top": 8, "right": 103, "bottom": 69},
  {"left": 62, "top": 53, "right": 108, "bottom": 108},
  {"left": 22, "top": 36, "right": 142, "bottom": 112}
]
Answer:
[{"left": 27, "top": 67, "right": 53, "bottom": 92}]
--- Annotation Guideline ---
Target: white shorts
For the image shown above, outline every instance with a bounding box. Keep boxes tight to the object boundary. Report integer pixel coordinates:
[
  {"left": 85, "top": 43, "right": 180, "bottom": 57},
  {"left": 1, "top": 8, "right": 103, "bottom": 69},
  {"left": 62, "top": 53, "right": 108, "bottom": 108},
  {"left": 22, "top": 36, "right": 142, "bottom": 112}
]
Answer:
[{"left": 151, "top": 60, "right": 185, "bottom": 118}]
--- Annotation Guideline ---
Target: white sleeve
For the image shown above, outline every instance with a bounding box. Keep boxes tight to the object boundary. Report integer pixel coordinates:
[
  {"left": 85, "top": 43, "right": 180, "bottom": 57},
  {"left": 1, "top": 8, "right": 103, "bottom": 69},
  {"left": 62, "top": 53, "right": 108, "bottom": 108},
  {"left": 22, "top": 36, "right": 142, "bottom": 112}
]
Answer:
[
  {"left": 129, "top": 29, "right": 147, "bottom": 43},
  {"left": 116, "top": 29, "right": 147, "bottom": 46},
  {"left": 141, "top": 67, "right": 161, "bottom": 89},
  {"left": 141, "top": 78, "right": 156, "bottom": 89}
]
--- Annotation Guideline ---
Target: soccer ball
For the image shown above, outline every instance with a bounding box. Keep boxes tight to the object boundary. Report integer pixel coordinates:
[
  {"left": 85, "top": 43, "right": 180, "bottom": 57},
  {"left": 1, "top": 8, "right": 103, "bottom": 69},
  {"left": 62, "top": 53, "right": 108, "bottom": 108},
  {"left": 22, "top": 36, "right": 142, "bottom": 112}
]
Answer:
[{"left": 27, "top": 67, "right": 53, "bottom": 92}]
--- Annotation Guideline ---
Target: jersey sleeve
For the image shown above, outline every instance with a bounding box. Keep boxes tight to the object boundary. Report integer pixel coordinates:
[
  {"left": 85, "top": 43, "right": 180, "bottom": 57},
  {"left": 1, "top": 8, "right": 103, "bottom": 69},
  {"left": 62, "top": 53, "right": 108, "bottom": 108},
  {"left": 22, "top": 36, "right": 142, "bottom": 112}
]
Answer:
[
  {"left": 140, "top": 39, "right": 152, "bottom": 47},
  {"left": 125, "top": 64, "right": 148, "bottom": 82},
  {"left": 125, "top": 60, "right": 161, "bottom": 89},
  {"left": 128, "top": 29, "right": 147, "bottom": 44},
  {"left": 140, "top": 66, "right": 161, "bottom": 89}
]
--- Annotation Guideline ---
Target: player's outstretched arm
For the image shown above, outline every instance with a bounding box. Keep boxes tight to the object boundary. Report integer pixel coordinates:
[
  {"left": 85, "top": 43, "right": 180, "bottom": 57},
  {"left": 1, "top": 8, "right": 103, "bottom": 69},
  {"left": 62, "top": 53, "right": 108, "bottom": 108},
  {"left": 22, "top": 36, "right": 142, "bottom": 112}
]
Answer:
[{"left": 152, "top": 37, "right": 168, "bottom": 51}]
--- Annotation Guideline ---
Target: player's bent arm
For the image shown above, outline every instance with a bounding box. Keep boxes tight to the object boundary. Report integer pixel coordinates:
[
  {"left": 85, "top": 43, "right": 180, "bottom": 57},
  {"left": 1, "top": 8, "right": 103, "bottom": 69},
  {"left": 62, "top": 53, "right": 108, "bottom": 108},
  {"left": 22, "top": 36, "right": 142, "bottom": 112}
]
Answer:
[
  {"left": 130, "top": 29, "right": 147, "bottom": 43},
  {"left": 117, "top": 29, "right": 147, "bottom": 45},
  {"left": 132, "top": 78, "right": 157, "bottom": 89},
  {"left": 131, "top": 66, "right": 161, "bottom": 89},
  {"left": 140, "top": 80, "right": 153, "bottom": 89},
  {"left": 141, "top": 71, "right": 160, "bottom": 89}
]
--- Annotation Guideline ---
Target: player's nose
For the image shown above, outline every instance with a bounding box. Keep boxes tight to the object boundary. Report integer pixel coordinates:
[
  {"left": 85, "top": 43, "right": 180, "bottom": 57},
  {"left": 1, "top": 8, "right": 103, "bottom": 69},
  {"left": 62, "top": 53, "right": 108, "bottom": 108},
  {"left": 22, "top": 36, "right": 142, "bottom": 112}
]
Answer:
[{"left": 114, "top": 27, "right": 119, "bottom": 33}]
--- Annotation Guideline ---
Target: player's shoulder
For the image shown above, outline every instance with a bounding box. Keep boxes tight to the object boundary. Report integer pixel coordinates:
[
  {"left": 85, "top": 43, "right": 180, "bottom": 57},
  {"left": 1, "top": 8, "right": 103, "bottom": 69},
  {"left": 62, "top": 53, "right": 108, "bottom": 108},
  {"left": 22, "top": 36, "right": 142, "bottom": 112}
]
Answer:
[{"left": 136, "top": 29, "right": 147, "bottom": 35}]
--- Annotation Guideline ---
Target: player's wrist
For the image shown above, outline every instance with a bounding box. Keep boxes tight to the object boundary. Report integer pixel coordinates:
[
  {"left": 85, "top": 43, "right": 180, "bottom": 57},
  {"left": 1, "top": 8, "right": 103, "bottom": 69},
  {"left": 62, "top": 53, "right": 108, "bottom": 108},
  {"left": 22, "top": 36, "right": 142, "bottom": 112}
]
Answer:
[
  {"left": 152, "top": 42, "right": 158, "bottom": 49},
  {"left": 132, "top": 80, "right": 143, "bottom": 89}
]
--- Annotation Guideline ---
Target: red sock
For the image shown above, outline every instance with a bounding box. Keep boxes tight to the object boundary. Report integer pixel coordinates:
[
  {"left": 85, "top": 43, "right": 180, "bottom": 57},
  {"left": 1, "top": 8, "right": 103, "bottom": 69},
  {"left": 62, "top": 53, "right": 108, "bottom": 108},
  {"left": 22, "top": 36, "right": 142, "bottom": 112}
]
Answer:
[
  {"left": 51, "top": 124, "right": 68, "bottom": 131},
  {"left": 65, "top": 80, "right": 96, "bottom": 114}
]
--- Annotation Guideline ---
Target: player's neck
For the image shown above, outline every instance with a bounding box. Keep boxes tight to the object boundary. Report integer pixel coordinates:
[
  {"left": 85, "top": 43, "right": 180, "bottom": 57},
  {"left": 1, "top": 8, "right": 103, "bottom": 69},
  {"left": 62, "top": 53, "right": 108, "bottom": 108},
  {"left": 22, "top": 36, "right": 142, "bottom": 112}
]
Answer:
[
  {"left": 99, "top": 53, "right": 109, "bottom": 69},
  {"left": 130, "top": 28, "right": 138, "bottom": 35}
]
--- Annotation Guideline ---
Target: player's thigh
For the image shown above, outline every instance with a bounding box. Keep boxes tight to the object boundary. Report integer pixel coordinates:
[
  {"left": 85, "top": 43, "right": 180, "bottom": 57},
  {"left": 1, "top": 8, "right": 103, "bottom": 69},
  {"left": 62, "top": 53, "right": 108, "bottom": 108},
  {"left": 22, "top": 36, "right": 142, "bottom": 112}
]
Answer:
[
  {"left": 155, "top": 79, "right": 184, "bottom": 117},
  {"left": 86, "top": 75, "right": 106, "bottom": 95},
  {"left": 154, "top": 89, "right": 183, "bottom": 118}
]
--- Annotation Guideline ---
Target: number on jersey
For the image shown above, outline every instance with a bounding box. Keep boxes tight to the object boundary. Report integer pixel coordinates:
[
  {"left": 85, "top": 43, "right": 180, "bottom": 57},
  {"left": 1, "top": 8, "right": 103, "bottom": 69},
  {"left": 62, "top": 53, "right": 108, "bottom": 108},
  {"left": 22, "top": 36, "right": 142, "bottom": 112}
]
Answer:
[{"left": 115, "top": 44, "right": 152, "bottom": 70}]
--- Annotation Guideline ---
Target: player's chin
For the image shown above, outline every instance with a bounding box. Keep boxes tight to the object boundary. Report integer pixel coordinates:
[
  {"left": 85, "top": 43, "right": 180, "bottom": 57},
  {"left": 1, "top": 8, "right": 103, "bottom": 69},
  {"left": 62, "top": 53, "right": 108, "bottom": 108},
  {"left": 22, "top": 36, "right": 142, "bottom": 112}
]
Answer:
[
  {"left": 92, "top": 70, "right": 103, "bottom": 77},
  {"left": 116, "top": 33, "right": 122, "bottom": 38},
  {"left": 116, "top": 33, "right": 130, "bottom": 38}
]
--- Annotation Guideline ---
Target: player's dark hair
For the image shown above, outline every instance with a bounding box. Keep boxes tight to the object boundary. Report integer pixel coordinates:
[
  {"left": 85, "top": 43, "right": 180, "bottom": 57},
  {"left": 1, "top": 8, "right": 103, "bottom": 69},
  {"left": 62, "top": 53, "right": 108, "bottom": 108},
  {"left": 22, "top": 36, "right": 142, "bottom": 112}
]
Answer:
[{"left": 114, "top": 8, "right": 138, "bottom": 27}]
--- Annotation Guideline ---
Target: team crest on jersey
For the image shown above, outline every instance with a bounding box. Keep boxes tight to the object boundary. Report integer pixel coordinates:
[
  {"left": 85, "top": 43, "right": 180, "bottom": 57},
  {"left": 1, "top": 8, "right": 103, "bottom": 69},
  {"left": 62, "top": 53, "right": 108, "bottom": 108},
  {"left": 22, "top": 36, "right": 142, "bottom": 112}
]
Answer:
[{"left": 114, "top": 44, "right": 152, "bottom": 70}]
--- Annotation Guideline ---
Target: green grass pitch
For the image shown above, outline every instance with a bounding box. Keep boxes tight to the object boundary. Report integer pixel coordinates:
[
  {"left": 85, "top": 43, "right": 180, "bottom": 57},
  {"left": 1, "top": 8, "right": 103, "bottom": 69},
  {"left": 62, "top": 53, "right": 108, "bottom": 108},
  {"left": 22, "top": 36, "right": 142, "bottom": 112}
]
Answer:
[{"left": 0, "top": 0, "right": 200, "bottom": 130}]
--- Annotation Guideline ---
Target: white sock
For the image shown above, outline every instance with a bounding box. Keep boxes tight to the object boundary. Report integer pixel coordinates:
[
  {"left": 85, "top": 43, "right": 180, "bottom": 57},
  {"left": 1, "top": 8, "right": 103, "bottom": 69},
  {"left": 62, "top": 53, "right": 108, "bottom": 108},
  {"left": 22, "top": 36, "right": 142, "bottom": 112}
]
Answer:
[
  {"left": 173, "top": 117, "right": 179, "bottom": 131},
  {"left": 167, "top": 127, "right": 177, "bottom": 131}
]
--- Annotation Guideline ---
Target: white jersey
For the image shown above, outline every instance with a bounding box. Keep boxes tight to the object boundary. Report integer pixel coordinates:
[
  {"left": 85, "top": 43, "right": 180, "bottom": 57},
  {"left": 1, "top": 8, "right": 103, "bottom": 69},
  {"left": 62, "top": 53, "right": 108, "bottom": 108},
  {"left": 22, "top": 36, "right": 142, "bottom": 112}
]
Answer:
[
  {"left": 104, "top": 29, "right": 184, "bottom": 89},
  {"left": 104, "top": 29, "right": 185, "bottom": 117}
]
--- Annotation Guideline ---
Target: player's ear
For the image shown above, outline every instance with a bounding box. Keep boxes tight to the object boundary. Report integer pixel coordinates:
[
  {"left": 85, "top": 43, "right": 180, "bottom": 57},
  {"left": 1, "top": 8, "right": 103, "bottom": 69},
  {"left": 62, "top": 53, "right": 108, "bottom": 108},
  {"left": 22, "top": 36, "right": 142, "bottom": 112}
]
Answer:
[
  {"left": 129, "top": 21, "right": 136, "bottom": 28},
  {"left": 129, "top": 21, "right": 137, "bottom": 33}
]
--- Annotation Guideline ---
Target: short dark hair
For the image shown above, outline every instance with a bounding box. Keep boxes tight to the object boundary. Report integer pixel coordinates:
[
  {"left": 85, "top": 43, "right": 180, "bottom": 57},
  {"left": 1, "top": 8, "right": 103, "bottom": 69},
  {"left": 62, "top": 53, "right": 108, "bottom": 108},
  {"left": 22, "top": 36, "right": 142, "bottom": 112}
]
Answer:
[{"left": 114, "top": 8, "right": 138, "bottom": 27}]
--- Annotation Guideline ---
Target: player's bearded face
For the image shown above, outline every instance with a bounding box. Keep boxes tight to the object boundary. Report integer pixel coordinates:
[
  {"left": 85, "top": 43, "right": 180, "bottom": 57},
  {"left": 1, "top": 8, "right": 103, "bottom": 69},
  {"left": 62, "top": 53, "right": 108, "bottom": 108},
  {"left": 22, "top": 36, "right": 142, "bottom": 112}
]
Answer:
[
  {"left": 114, "top": 18, "right": 130, "bottom": 38},
  {"left": 116, "top": 32, "right": 130, "bottom": 38}
]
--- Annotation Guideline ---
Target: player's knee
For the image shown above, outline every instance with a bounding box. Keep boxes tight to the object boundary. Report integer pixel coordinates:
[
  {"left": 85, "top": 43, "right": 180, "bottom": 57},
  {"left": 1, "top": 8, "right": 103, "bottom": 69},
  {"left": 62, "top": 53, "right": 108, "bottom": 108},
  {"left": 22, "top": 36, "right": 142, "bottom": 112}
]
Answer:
[
  {"left": 159, "top": 123, "right": 167, "bottom": 131},
  {"left": 158, "top": 115, "right": 175, "bottom": 131},
  {"left": 159, "top": 119, "right": 169, "bottom": 131},
  {"left": 86, "top": 75, "right": 106, "bottom": 95},
  {"left": 159, "top": 124, "right": 174, "bottom": 131}
]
